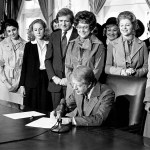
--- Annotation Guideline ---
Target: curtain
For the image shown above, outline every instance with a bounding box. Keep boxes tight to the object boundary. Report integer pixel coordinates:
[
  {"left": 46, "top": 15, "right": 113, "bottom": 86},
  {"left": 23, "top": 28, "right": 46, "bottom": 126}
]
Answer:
[
  {"left": 38, "top": 0, "right": 48, "bottom": 23},
  {"left": 89, "top": 0, "right": 106, "bottom": 15},
  {"left": 0, "top": 0, "right": 5, "bottom": 22},
  {"left": 48, "top": 0, "right": 54, "bottom": 32},
  {"left": 89, "top": 0, "right": 94, "bottom": 13},
  {"left": 7, "top": 0, "right": 23, "bottom": 20},
  {"left": 146, "top": 0, "right": 150, "bottom": 9},
  {"left": 38, "top": 0, "right": 54, "bottom": 31}
]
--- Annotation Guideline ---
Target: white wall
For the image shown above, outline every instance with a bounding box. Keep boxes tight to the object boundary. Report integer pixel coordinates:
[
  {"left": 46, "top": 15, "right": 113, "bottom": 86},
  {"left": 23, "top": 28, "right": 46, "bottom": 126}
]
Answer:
[
  {"left": 71, "top": 0, "right": 90, "bottom": 15},
  {"left": 54, "top": 0, "right": 149, "bottom": 40},
  {"left": 54, "top": 0, "right": 89, "bottom": 17},
  {"left": 18, "top": 0, "right": 150, "bottom": 40}
]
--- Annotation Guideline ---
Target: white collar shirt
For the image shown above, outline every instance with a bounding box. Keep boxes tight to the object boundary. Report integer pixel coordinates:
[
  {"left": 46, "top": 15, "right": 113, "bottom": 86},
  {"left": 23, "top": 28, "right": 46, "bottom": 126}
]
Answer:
[
  {"left": 62, "top": 27, "right": 73, "bottom": 44},
  {"left": 31, "top": 40, "right": 49, "bottom": 70}
]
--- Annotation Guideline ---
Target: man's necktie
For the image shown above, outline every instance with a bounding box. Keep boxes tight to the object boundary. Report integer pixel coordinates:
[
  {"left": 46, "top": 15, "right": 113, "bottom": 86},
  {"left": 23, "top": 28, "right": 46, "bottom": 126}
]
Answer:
[
  {"left": 83, "top": 94, "right": 89, "bottom": 115},
  {"left": 61, "top": 31, "right": 67, "bottom": 57}
]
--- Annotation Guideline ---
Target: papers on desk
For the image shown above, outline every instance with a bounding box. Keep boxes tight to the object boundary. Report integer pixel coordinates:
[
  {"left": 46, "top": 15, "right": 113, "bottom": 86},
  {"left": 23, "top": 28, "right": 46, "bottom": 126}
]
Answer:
[
  {"left": 3, "top": 111, "right": 45, "bottom": 119},
  {"left": 26, "top": 117, "right": 57, "bottom": 129}
]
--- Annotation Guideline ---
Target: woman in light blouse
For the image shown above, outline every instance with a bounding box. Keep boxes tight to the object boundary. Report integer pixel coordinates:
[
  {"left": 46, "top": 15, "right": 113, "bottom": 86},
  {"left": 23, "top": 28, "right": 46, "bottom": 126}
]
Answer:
[
  {"left": 105, "top": 11, "right": 148, "bottom": 77},
  {"left": 19, "top": 19, "right": 52, "bottom": 113},
  {"left": 0, "top": 19, "right": 26, "bottom": 106}
]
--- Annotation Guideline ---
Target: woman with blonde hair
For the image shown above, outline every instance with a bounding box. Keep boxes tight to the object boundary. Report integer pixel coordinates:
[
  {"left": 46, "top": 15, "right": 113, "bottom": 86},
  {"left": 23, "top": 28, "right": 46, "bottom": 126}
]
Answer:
[
  {"left": 105, "top": 11, "right": 148, "bottom": 77},
  {"left": 19, "top": 19, "right": 52, "bottom": 113}
]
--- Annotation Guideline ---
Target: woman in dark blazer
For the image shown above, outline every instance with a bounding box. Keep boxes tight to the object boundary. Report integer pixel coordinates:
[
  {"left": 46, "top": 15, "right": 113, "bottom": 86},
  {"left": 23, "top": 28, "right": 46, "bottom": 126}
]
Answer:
[
  {"left": 105, "top": 11, "right": 148, "bottom": 77},
  {"left": 19, "top": 19, "right": 52, "bottom": 113}
]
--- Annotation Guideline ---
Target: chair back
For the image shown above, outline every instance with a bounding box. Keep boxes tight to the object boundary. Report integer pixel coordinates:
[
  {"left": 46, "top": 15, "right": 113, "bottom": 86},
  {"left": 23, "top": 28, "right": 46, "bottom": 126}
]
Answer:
[{"left": 105, "top": 75, "right": 147, "bottom": 127}]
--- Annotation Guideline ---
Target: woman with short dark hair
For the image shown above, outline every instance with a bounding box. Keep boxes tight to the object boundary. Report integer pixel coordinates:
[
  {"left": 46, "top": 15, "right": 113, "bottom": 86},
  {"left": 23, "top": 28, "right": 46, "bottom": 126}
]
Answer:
[
  {"left": 65, "top": 10, "right": 105, "bottom": 98},
  {"left": 102, "top": 17, "right": 120, "bottom": 47},
  {"left": 0, "top": 19, "right": 26, "bottom": 106},
  {"left": 74, "top": 11, "right": 96, "bottom": 31}
]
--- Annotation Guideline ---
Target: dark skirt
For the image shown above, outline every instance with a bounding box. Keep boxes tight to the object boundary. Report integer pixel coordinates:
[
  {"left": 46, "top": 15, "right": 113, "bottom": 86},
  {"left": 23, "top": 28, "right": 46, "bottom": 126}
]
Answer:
[{"left": 24, "top": 70, "right": 52, "bottom": 113}]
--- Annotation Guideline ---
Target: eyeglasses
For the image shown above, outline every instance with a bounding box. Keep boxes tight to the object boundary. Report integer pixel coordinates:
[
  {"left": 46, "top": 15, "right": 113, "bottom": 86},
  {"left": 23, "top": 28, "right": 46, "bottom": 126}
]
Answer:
[{"left": 76, "top": 25, "right": 89, "bottom": 30}]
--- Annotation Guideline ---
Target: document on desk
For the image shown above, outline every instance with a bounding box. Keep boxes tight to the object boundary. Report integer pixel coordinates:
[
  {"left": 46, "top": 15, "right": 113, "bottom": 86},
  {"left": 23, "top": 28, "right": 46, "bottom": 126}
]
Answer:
[
  {"left": 25, "top": 117, "right": 57, "bottom": 129},
  {"left": 3, "top": 111, "right": 45, "bottom": 119}
]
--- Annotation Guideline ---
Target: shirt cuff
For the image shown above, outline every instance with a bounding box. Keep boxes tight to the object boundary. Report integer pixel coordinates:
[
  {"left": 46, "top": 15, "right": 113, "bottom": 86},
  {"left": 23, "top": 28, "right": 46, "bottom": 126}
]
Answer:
[
  {"left": 52, "top": 76, "right": 56, "bottom": 80},
  {"left": 72, "top": 117, "right": 77, "bottom": 125}
]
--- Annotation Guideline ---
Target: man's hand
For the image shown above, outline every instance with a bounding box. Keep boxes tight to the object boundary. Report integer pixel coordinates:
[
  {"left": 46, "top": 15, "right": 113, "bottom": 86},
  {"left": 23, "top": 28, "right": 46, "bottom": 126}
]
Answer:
[
  {"left": 52, "top": 76, "right": 61, "bottom": 85},
  {"left": 50, "top": 110, "right": 57, "bottom": 119},
  {"left": 62, "top": 117, "right": 72, "bottom": 124},
  {"left": 59, "top": 78, "right": 67, "bottom": 86}
]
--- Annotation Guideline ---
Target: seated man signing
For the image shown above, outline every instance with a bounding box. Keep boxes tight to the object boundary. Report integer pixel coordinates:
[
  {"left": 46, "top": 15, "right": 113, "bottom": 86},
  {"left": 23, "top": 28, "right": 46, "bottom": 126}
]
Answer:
[{"left": 53, "top": 65, "right": 115, "bottom": 126}]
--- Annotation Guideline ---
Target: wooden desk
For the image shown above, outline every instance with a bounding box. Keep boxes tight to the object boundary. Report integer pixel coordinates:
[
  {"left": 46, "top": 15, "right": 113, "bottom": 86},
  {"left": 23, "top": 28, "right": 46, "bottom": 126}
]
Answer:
[{"left": 0, "top": 104, "right": 150, "bottom": 150}]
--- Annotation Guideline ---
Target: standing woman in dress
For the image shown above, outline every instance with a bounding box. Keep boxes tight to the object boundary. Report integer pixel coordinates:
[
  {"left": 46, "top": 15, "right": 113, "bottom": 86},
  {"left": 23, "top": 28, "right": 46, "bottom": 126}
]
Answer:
[
  {"left": 0, "top": 19, "right": 26, "bottom": 106},
  {"left": 19, "top": 19, "right": 52, "bottom": 113}
]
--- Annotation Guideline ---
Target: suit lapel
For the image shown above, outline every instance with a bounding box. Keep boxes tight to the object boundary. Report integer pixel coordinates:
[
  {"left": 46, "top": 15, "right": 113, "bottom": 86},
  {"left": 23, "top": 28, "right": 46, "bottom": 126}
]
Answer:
[
  {"left": 84, "top": 83, "right": 101, "bottom": 116},
  {"left": 62, "top": 28, "right": 78, "bottom": 58},
  {"left": 32, "top": 44, "right": 40, "bottom": 66},
  {"left": 69, "top": 28, "right": 78, "bottom": 41},
  {"left": 116, "top": 37, "right": 126, "bottom": 62},
  {"left": 114, "top": 37, "right": 126, "bottom": 66},
  {"left": 130, "top": 37, "right": 142, "bottom": 59},
  {"left": 54, "top": 30, "right": 62, "bottom": 58},
  {"left": 85, "top": 97, "right": 99, "bottom": 116},
  {"left": 76, "top": 94, "right": 84, "bottom": 116}
]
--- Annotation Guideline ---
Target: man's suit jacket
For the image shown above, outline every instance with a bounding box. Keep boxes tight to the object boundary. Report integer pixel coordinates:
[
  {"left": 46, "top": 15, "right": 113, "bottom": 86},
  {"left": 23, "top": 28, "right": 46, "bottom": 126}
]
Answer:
[
  {"left": 64, "top": 82, "right": 115, "bottom": 126},
  {"left": 19, "top": 42, "right": 41, "bottom": 88},
  {"left": 45, "top": 28, "right": 78, "bottom": 92},
  {"left": 105, "top": 36, "right": 148, "bottom": 77}
]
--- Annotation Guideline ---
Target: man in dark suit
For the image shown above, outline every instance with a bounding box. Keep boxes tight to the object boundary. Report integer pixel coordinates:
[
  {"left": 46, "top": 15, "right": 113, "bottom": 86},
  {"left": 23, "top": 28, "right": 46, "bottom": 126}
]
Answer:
[
  {"left": 45, "top": 8, "right": 78, "bottom": 109},
  {"left": 52, "top": 65, "right": 115, "bottom": 126}
]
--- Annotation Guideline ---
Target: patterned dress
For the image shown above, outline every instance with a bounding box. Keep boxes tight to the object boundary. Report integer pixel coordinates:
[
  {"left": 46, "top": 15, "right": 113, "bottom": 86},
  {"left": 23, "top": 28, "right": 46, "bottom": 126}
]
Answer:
[{"left": 0, "top": 36, "right": 26, "bottom": 104}]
